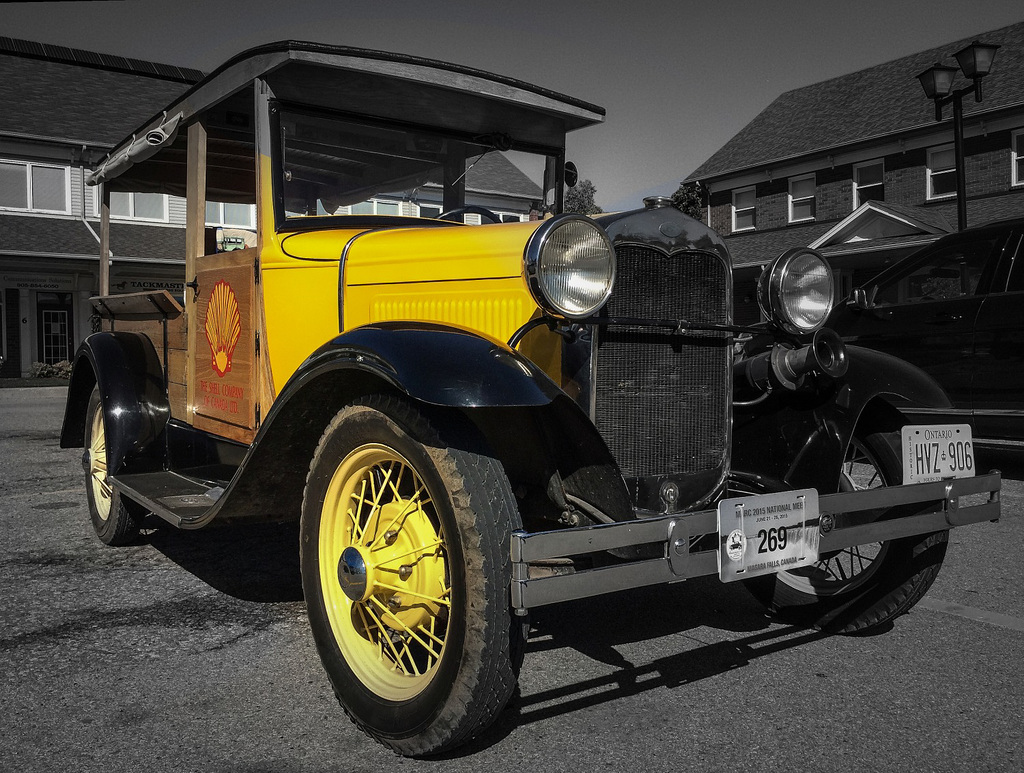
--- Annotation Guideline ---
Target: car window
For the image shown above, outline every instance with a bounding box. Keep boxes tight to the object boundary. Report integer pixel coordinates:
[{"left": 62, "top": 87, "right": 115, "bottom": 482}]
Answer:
[
  {"left": 1002, "top": 234, "right": 1024, "bottom": 292},
  {"left": 873, "top": 237, "right": 997, "bottom": 306}
]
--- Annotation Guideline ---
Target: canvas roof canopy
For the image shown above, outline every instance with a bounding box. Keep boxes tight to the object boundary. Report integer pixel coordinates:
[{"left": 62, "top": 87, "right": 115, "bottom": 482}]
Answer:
[{"left": 88, "top": 41, "right": 605, "bottom": 202}]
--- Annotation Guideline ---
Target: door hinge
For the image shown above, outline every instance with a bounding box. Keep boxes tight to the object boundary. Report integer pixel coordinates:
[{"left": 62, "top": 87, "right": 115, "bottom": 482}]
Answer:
[
  {"left": 255, "top": 402, "right": 261, "bottom": 428},
  {"left": 254, "top": 258, "right": 260, "bottom": 285}
]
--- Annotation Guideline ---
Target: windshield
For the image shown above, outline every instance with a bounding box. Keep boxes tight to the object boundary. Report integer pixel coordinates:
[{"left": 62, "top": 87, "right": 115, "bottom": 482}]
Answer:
[{"left": 278, "top": 108, "right": 549, "bottom": 223}]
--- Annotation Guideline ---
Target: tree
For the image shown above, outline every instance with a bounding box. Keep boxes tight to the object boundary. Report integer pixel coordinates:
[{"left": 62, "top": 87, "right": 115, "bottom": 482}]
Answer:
[
  {"left": 671, "top": 180, "right": 706, "bottom": 221},
  {"left": 564, "top": 179, "right": 603, "bottom": 215}
]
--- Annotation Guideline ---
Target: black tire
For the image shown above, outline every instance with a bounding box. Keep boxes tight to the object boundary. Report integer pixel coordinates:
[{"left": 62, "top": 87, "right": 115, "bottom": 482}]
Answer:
[
  {"left": 300, "top": 395, "right": 524, "bottom": 756},
  {"left": 84, "top": 386, "right": 141, "bottom": 546},
  {"left": 744, "top": 431, "right": 948, "bottom": 634}
]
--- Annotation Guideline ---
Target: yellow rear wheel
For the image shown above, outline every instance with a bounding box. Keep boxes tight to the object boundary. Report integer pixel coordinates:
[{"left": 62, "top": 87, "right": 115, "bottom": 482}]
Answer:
[{"left": 83, "top": 387, "right": 140, "bottom": 545}]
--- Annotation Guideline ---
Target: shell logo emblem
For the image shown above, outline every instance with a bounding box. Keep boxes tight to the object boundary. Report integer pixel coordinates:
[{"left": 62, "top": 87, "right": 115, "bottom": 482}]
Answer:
[{"left": 204, "top": 280, "right": 241, "bottom": 377}]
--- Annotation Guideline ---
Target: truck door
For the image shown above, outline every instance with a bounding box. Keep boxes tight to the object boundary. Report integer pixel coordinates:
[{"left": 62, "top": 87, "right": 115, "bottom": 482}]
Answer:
[
  {"left": 189, "top": 242, "right": 260, "bottom": 442},
  {"left": 183, "top": 116, "right": 262, "bottom": 444}
]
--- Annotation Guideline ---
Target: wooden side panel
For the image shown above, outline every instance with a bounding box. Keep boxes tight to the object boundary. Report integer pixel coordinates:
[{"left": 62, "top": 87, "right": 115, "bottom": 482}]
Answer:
[{"left": 191, "top": 249, "right": 258, "bottom": 443}]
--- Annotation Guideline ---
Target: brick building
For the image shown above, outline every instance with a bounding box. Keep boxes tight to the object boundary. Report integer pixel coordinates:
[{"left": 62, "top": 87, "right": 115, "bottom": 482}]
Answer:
[{"left": 684, "top": 20, "right": 1024, "bottom": 324}]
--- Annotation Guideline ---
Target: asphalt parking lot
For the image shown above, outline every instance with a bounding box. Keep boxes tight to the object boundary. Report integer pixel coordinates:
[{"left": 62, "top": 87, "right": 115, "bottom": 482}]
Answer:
[{"left": 2, "top": 386, "right": 1022, "bottom": 772}]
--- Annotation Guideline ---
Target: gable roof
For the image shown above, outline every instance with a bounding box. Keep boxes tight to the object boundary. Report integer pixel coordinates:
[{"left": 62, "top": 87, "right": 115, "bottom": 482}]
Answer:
[
  {"left": 0, "top": 37, "right": 202, "bottom": 149},
  {"left": 465, "top": 153, "right": 542, "bottom": 199},
  {"left": 808, "top": 201, "right": 952, "bottom": 250},
  {"left": 687, "top": 20, "right": 1024, "bottom": 182}
]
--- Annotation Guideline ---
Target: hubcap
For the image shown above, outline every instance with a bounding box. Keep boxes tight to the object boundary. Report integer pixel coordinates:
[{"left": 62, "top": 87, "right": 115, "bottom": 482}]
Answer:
[
  {"left": 319, "top": 443, "right": 450, "bottom": 700},
  {"left": 338, "top": 546, "right": 370, "bottom": 602}
]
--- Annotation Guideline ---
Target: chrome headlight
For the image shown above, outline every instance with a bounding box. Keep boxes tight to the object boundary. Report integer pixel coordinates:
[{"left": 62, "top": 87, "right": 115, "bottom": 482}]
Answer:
[
  {"left": 525, "top": 215, "right": 615, "bottom": 319},
  {"left": 758, "top": 248, "right": 834, "bottom": 334}
]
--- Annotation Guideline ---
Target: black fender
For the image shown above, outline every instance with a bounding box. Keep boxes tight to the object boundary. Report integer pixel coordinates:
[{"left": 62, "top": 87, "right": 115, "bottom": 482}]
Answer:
[
  {"left": 732, "top": 344, "right": 951, "bottom": 494},
  {"left": 60, "top": 332, "right": 169, "bottom": 475},
  {"left": 210, "top": 322, "right": 631, "bottom": 525}
]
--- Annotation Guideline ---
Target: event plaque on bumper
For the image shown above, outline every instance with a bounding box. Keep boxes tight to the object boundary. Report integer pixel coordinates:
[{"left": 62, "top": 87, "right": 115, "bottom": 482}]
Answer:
[{"left": 718, "top": 489, "right": 820, "bottom": 582}]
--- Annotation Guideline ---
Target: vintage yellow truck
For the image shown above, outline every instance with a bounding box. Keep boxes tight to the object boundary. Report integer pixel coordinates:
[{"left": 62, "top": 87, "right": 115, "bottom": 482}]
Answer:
[{"left": 60, "top": 42, "right": 999, "bottom": 756}]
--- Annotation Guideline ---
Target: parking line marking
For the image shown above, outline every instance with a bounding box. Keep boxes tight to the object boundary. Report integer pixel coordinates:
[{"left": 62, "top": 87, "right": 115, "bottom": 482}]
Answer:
[{"left": 917, "top": 597, "right": 1024, "bottom": 633}]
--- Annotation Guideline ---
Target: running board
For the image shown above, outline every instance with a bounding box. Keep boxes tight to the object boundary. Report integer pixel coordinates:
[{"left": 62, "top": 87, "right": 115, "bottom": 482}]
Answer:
[{"left": 111, "top": 470, "right": 227, "bottom": 527}]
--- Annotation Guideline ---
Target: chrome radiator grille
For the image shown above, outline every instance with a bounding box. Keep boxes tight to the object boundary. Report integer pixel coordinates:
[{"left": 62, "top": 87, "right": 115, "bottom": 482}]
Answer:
[{"left": 594, "top": 246, "right": 730, "bottom": 479}]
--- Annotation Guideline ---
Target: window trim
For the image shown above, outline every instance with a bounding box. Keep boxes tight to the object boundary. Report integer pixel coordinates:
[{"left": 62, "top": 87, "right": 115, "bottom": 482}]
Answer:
[
  {"left": 927, "top": 144, "right": 957, "bottom": 201},
  {"left": 1012, "top": 129, "right": 1024, "bottom": 188},
  {"left": 732, "top": 186, "right": 756, "bottom": 232},
  {"left": 205, "top": 201, "right": 256, "bottom": 229},
  {"left": 788, "top": 173, "right": 816, "bottom": 223},
  {"left": 109, "top": 191, "right": 170, "bottom": 223},
  {"left": 0, "top": 159, "right": 70, "bottom": 214},
  {"left": 853, "top": 160, "right": 885, "bottom": 209}
]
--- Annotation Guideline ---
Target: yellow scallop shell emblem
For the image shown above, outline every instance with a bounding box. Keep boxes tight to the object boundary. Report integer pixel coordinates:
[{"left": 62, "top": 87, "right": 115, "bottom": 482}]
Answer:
[{"left": 204, "top": 280, "right": 241, "bottom": 377}]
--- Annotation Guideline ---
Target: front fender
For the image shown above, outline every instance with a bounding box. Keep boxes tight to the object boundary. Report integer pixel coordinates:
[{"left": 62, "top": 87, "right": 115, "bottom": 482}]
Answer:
[
  {"left": 60, "top": 332, "right": 169, "bottom": 475},
  {"left": 732, "top": 344, "right": 951, "bottom": 493},
  {"left": 289, "top": 321, "right": 563, "bottom": 408},
  {"left": 206, "top": 322, "right": 629, "bottom": 525}
]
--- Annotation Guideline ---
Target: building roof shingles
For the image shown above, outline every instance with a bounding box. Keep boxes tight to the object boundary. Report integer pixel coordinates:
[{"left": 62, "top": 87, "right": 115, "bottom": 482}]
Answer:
[{"left": 687, "top": 20, "right": 1024, "bottom": 181}]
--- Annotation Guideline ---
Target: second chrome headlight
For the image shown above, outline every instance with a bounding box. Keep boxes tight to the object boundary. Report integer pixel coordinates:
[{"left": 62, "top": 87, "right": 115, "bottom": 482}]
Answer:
[
  {"left": 526, "top": 215, "right": 615, "bottom": 319},
  {"left": 758, "top": 247, "right": 834, "bottom": 334}
]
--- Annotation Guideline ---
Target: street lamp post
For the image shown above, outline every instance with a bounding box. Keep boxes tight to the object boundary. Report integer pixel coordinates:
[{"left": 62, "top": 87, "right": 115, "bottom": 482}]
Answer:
[{"left": 917, "top": 41, "right": 1000, "bottom": 232}]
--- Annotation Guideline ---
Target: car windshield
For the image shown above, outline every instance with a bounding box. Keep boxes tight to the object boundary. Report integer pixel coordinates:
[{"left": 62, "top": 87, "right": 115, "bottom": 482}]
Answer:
[{"left": 278, "top": 108, "right": 547, "bottom": 221}]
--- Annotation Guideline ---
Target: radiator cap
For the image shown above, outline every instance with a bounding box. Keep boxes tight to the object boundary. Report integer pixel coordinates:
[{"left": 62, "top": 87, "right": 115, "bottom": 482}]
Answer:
[{"left": 643, "top": 196, "right": 674, "bottom": 209}]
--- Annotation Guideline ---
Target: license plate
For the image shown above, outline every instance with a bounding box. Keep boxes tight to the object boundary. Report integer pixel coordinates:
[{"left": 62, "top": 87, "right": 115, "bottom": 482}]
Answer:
[
  {"left": 718, "top": 489, "right": 820, "bottom": 583},
  {"left": 901, "top": 424, "right": 975, "bottom": 485}
]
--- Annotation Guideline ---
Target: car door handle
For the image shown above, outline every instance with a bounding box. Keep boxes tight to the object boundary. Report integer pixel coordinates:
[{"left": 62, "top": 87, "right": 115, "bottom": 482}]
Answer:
[{"left": 926, "top": 312, "right": 962, "bottom": 324}]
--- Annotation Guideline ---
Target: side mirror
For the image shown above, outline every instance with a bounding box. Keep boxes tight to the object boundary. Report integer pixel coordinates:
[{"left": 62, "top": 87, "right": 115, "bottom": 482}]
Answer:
[
  {"left": 849, "top": 287, "right": 870, "bottom": 309},
  {"left": 564, "top": 161, "right": 579, "bottom": 189}
]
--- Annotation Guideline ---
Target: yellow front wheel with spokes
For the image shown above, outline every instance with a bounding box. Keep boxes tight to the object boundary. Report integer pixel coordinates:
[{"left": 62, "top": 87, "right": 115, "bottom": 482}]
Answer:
[
  {"left": 301, "top": 395, "right": 524, "bottom": 757},
  {"left": 320, "top": 443, "right": 451, "bottom": 700}
]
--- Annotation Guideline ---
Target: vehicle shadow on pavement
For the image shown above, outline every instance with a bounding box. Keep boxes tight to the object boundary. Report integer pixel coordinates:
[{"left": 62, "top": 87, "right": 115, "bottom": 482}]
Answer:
[
  {"left": 142, "top": 518, "right": 304, "bottom": 603},
  {"left": 446, "top": 578, "right": 829, "bottom": 757}
]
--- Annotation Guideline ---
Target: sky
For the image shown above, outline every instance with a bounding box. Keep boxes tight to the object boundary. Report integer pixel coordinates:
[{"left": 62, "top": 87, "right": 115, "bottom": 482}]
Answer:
[{"left": 4, "top": 0, "right": 1023, "bottom": 210}]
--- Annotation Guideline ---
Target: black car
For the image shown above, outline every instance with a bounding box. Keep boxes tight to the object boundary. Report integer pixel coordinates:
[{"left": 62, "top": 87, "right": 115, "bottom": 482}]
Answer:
[{"left": 827, "top": 218, "right": 1024, "bottom": 442}]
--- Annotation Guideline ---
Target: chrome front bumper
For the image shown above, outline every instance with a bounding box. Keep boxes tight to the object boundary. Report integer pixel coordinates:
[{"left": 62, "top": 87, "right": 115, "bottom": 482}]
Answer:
[{"left": 510, "top": 472, "right": 1001, "bottom": 614}]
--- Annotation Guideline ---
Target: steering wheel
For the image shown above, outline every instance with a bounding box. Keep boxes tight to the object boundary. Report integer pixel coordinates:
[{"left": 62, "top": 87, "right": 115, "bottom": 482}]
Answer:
[{"left": 437, "top": 205, "right": 502, "bottom": 224}]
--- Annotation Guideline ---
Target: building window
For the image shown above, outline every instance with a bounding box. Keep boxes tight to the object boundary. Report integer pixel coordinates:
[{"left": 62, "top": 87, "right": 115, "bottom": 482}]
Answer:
[
  {"left": 342, "top": 198, "right": 401, "bottom": 216},
  {"left": 788, "top": 174, "right": 816, "bottom": 222},
  {"left": 1012, "top": 129, "right": 1024, "bottom": 188},
  {"left": 416, "top": 203, "right": 442, "bottom": 219},
  {"left": 854, "top": 160, "right": 885, "bottom": 207},
  {"left": 732, "top": 186, "right": 756, "bottom": 231},
  {"left": 110, "top": 191, "right": 168, "bottom": 222},
  {"left": 927, "top": 145, "right": 957, "bottom": 200},
  {"left": 206, "top": 201, "right": 255, "bottom": 229},
  {"left": 0, "top": 160, "right": 69, "bottom": 213}
]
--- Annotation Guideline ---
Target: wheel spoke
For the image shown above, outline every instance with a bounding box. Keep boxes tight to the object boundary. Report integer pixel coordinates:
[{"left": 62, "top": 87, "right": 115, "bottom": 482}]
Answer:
[
  {"left": 372, "top": 539, "right": 443, "bottom": 565},
  {"left": 363, "top": 601, "right": 406, "bottom": 671},
  {"left": 367, "top": 483, "right": 434, "bottom": 551},
  {"left": 368, "top": 596, "right": 443, "bottom": 663},
  {"left": 372, "top": 581, "right": 451, "bottom": 607}
]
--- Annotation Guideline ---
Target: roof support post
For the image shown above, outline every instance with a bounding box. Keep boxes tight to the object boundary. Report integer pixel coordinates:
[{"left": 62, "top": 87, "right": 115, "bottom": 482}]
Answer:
[
  {"left": 98, "top": 184, "right": 110, "bottom": 296},
  {"left": 442, "top": 145, "right": 466, "bottom": 214},
  {"left": 185, "top": 120, "right": 207, "bottom": 419}
]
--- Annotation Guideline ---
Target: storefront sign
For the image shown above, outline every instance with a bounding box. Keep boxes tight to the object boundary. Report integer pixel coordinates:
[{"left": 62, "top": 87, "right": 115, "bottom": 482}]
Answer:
[{"left": 1, "top": 274, "right": 74, "bottom": 291}]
